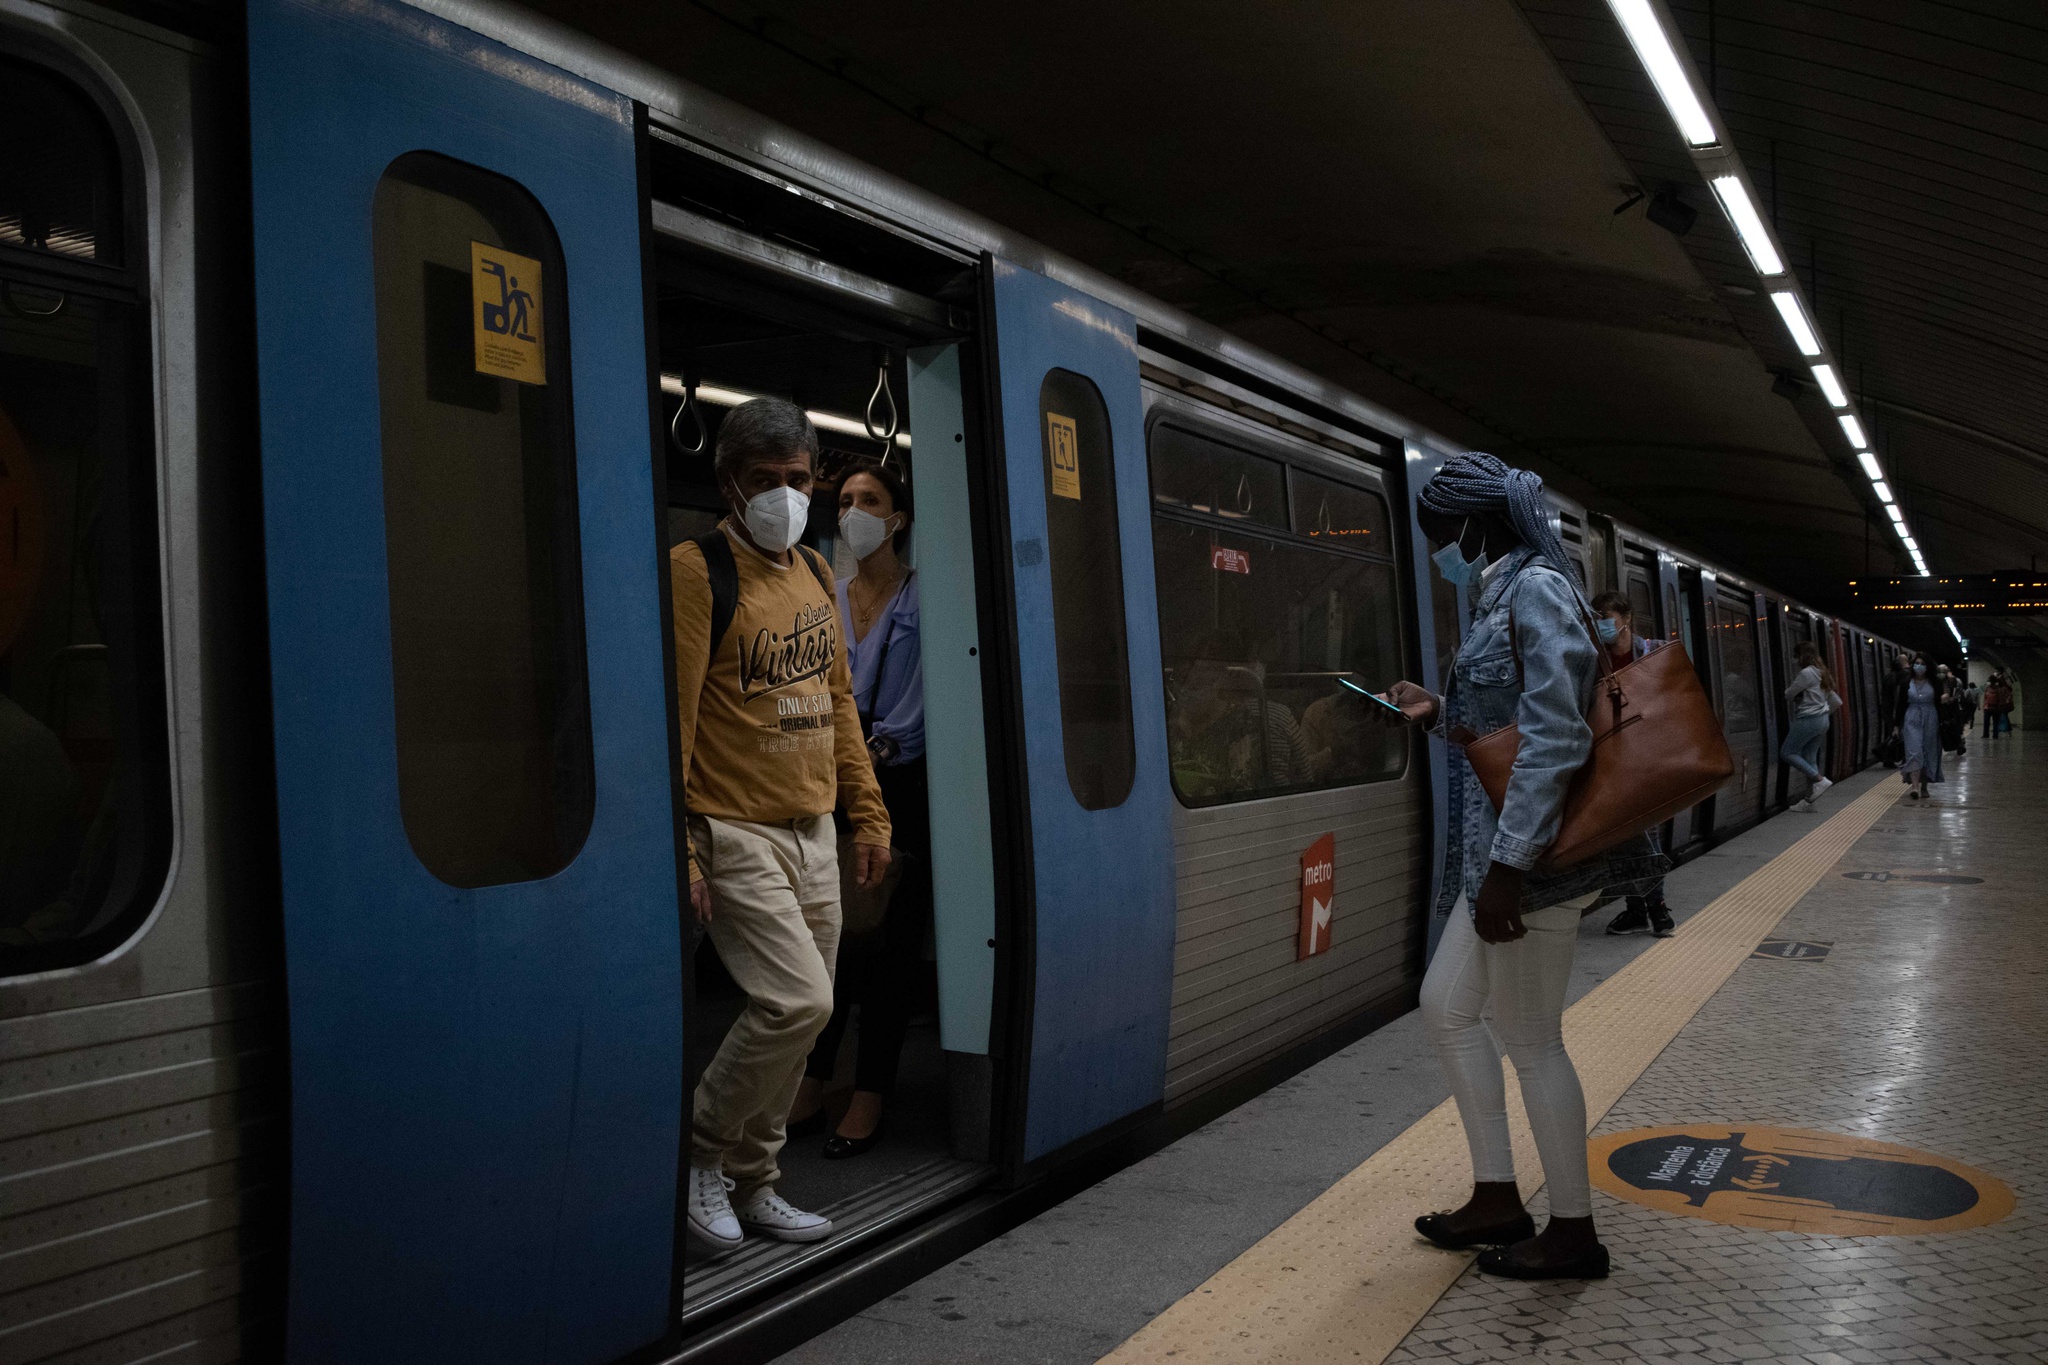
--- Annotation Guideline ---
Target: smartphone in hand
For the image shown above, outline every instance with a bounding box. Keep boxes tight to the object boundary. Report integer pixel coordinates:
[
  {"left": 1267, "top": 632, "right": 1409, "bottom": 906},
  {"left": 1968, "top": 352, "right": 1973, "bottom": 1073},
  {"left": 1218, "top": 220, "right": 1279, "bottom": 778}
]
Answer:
[{"left": 1340, "top": 675, "right": 1410, "bottom": 719}]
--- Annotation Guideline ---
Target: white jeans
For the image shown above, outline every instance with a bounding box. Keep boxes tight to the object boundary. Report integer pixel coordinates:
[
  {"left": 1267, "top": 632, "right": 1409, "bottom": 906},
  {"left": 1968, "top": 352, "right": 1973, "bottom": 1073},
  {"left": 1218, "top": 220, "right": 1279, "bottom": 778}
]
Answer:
[{"left": 1420, "top": 898, "right": 1591, "bottom": 1218}]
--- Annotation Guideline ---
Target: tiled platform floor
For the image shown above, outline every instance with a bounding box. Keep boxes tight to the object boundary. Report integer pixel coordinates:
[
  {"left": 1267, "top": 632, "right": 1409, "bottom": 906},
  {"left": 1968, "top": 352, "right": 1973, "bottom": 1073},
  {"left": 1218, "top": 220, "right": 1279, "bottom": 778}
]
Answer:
[{"left": 1386, "top": 735, "right": 2044, "bottom": 1364}]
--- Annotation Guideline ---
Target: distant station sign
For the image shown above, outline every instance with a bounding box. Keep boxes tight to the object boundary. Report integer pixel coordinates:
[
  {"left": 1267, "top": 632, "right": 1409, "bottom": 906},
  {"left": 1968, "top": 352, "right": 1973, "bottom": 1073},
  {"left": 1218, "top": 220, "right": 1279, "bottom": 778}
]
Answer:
[
  {"left": 1849, "top": 573, "right": 2048, "bottom": 616},
  {"left": 1591, "top": 1125, "right": 2015, "bottom": 1236}
]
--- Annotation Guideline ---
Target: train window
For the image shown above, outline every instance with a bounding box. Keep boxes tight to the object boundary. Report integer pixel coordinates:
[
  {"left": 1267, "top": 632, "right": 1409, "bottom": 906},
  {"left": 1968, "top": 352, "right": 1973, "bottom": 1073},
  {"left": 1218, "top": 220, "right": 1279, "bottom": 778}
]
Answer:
[
  {"left": 1151, "top": 425, "right": 1405, "bottom": 806},
  {"left": 1149, "top": 423, "right": 1287, "bottom": 530},
  {"left": 1626, "top": 574, "right": 1656, "bottom": 629},
  {"left": 0, "top": 57, "right": 125, "bottom": 264},
  {"left": 1291, "top": 469, "right": 1388, "bottom": 549},
  {"left": 1715, "top": 590, "right": 1762, "bottom": 735},
  {"left": 1039, "top": 368, "right": 1135, "bottom": 810},
  {"left": 370, "top": 153, "right": 594, "bottom": 886},
  {"left": 1, "top": 59, "right": 170, "bottom": 973}
]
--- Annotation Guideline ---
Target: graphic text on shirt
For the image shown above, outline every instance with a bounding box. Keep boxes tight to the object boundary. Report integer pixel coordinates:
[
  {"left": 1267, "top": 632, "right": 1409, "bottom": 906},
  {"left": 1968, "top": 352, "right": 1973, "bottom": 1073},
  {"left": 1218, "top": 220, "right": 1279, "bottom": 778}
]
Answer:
[{"left": 737, "top": 600, "right": 838, "bottom": 700}]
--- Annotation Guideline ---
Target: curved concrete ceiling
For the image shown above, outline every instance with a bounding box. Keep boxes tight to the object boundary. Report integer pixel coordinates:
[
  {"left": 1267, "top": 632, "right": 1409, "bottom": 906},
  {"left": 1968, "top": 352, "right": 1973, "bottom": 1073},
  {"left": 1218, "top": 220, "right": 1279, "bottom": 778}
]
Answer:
[{"left": 526, "top": 0, "right": 2045, "bottom": 651}]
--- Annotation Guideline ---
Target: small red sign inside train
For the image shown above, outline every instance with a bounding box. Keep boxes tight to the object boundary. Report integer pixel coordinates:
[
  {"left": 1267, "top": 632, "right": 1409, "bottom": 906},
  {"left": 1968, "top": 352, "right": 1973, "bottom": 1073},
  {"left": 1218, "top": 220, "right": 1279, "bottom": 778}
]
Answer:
[
  {"left": 1211, "top": 546, "right": 1251, "bottom": 575},
  {"left": 1298, "top": 832, "right": 1334, "bottom": 960}
]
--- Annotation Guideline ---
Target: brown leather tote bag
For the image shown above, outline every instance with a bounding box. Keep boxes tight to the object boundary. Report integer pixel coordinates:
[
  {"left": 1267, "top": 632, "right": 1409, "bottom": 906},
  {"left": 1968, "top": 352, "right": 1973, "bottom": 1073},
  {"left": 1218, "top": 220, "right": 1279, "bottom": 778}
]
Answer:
[{"left": 1458, "top": 599, "right": 1733, "bottom": 870}]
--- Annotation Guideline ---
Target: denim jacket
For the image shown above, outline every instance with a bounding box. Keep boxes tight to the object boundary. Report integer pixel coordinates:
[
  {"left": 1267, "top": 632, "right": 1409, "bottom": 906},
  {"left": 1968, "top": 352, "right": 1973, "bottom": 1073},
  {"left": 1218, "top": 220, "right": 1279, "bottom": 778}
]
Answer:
[{"left": 1432, "top": 547, "right": 1668, "bottom": 919}]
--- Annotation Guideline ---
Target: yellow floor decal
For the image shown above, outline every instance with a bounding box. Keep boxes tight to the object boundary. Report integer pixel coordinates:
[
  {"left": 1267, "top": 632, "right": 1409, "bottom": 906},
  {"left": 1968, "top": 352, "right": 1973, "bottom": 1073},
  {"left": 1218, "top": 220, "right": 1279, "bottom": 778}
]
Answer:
[{"left": 1100, "top": 781, "right": 1901, "bottom": 1365}]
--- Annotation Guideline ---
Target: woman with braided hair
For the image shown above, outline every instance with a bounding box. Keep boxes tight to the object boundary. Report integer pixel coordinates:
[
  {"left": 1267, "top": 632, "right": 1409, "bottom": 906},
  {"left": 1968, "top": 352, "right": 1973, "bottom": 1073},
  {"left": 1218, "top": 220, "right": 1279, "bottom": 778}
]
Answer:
[{"left": 1377, "top": 452, "right": 1665, "bottom": 1280}]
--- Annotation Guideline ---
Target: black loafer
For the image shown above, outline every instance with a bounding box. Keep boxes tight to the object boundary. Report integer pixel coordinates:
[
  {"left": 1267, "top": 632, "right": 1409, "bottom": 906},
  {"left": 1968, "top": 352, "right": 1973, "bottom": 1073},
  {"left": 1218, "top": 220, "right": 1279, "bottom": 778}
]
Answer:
[
  {"left": 822, "top": 1121, "right": 884, "bottom": 1160},
  {"left": 1476, "top": 1241, "right": 1611, "bottom": 1280},
  {"left": 1413, "top": 1211, "right": 1536, "bottom": 1250}
]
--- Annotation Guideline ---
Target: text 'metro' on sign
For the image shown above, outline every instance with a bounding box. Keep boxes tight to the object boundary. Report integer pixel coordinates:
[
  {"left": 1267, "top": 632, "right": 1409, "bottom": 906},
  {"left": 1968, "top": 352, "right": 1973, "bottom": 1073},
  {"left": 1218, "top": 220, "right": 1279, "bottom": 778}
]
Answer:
[{"left": 1848, "top": 573, "right": 2048, "bottom": 615}]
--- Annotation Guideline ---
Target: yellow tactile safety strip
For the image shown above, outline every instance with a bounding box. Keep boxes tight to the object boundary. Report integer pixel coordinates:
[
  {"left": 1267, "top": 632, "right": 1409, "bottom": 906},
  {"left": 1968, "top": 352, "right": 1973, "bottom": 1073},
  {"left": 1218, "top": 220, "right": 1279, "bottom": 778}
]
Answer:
[{"left": 1100, "top": 781, "right": 1901, "bottom": 1365}]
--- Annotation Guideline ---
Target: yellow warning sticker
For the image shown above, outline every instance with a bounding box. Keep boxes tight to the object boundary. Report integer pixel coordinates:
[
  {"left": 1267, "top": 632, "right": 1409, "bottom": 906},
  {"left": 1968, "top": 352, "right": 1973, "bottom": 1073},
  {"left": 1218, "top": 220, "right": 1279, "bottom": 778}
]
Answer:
[
  {"left": 471, "top": 240, "right": 545, "bottom": 385},
  {"left": 1046, "top": 411, "right": 1080, "bottom": 501}
]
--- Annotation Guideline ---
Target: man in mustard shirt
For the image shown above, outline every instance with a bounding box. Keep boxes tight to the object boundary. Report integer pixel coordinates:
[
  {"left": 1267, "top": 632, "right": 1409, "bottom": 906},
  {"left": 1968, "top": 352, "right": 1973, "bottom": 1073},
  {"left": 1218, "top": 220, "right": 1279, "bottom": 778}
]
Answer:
[{"left": 675, "top": 399, "right": 891, "bottom": 1255}]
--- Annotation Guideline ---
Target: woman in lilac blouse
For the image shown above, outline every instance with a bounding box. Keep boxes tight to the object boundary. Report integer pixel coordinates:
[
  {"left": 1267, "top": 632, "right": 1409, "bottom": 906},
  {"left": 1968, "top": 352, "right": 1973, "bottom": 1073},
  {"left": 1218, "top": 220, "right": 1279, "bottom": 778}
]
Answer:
[{"left": 790, "top": 461, "right": 926, "bottom": 1159}]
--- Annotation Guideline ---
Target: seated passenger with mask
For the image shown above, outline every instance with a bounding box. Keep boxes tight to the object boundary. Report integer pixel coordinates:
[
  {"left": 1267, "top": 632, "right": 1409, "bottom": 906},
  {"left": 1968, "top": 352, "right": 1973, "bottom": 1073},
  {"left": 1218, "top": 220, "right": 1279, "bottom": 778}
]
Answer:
[{"left": 672, "top": 399, "right": 892, "bottom": 1257}]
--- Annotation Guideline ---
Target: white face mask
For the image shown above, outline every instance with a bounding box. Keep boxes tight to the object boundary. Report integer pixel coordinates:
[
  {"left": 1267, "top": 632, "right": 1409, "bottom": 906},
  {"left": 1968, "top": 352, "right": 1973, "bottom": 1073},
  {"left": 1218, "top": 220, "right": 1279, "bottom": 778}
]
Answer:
[
  {"left": 838, "top": 506, "right": 898, "bottom": 561},
  {"left": 735, "top": 484, "right": 809, "bottom": 554}
]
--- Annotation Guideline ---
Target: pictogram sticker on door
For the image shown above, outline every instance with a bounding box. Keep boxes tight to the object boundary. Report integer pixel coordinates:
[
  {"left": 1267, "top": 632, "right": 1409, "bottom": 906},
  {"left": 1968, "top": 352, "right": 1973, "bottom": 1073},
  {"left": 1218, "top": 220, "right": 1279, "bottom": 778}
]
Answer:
[{"left": 1298, "top": 832, "right": 1334, "bottom": 959}]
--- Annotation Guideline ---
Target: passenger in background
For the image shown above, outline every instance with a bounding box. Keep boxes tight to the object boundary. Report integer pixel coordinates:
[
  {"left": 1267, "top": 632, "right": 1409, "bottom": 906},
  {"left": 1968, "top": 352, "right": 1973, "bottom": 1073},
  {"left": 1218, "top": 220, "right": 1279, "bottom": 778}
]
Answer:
[
  {"left": 673, "top": 400, "right": 892, "bottom": 1256},
  {"left": 1378, "top": 452, "right": 1665, "bottom": 1282},
  {"left": 1168, "top": 656, "right": 1311, "bottom": 794},
  {"left": 1585, "top": 592, "right": 1675, "bottom": 939},
  {"left": 1958, "top": 677, "right": 1980, "bottom": 749},
  {"left": 1937, "top": 664, "right": 1966, "bottom": 755},
  {"left": 1781, "top": 642, "right": 1835, "bottom": 811},
  {"left": 1895, "top": 654, "right": 1945, "bottom": 801},
  {"left": 1985, "top": 673, "right": 2013, "bottom": 738},
  {"left": 790, "top": 460, "right": 928, "bottom": 1160}
]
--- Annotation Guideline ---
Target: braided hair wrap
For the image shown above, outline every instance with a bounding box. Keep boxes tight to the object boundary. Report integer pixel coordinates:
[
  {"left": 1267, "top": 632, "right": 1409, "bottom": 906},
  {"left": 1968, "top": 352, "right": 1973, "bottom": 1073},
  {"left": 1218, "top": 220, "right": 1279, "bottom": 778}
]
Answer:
[{"left": 1417, "top": 451, "right": 1583, "bottom": 591}]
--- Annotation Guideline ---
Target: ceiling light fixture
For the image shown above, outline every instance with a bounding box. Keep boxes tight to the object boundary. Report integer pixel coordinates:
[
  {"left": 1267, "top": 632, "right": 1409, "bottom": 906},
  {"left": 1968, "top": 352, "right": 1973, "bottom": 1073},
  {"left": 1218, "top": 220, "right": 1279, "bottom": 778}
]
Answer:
[
  {"left": 1946, "top": 616, "right": 1964, "bottom": 644},
  {"left": 1604, "top": 0, "right": 1720, "bottom": 147},
  {"left": 1710, "top": 175, "right": 1785, "bottom": 275},
  {"left": 1872, "top": 480, "right": 1894, "bottom": 504},
  {"left": 1808, "top": 363, "right": 1849, "bottom": 407},
  {"left": 1771, "top": 292, "right": 1823, "bottom": 356},
  {"left": 1857, "top": 451, "right": 1883, "bottom": 480},
  {"left": 1838, "top": 414, "right": 1870, "bottom": 448},
  {"left": 1886, "top": 504, "right": 1906, "bottom": 525}
]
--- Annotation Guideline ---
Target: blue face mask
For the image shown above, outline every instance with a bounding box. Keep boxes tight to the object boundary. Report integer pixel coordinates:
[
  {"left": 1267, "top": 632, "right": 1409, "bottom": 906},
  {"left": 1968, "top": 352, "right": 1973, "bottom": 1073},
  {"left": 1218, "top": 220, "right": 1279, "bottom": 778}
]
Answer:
[
  {"left": 1431, "top": 519, "right": 1486, "bottom": 589},
  {"left": 1913, "top": 664, "right": 1928, "bottom": 676},
  {"left": 1596, "top": 617, "right": 1621, "bottom": 645}
]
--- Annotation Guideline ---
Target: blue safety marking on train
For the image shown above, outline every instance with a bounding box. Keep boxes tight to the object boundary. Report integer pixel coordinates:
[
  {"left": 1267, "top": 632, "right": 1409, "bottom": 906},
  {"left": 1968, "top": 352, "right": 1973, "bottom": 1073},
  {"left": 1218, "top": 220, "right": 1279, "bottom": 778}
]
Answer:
[{"left": 246, "top": 2, "right": 680, "bottom": 1360}]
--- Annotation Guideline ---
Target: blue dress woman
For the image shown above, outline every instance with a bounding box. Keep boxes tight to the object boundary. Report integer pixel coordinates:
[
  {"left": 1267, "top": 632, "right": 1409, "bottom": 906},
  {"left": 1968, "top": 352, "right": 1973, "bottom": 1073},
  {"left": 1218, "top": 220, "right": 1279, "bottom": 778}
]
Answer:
[{"left": 1897, "top": 657, "right": 1944, "bottom": 801}]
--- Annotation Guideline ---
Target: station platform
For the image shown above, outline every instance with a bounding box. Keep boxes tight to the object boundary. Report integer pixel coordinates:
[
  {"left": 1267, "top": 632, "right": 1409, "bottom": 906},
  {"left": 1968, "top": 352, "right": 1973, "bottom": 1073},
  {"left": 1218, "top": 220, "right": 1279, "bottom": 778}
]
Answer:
[{"left": 777, "top": 736, "right": 2041, "bottom": 1365}]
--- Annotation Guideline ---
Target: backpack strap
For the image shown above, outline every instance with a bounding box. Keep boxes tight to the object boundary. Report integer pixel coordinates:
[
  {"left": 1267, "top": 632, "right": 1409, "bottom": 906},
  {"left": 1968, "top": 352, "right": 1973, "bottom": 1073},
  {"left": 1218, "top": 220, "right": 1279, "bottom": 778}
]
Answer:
[
  {"left": 692, "top": 531, "right": 837, "bottom": 669},
  {"left": 693, "top": 530, "right": 739, "bottom": 665}
]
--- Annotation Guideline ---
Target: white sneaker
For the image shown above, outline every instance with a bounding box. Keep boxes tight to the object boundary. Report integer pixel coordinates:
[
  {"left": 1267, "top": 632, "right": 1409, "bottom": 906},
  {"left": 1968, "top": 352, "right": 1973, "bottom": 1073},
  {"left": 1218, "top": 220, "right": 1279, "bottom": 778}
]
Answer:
[
  {"left": 1811, "top": 777, "right": 1833, "bottom": 800},
  {"left": 686, "top": 1166, "right": 742, "bottom": 1253},
  {"left": 1791, "top": 799, "right": 1814, "bottom": 813},
  {"left": 735, "top": 1189, "right": 833, "bottom": 1243}
]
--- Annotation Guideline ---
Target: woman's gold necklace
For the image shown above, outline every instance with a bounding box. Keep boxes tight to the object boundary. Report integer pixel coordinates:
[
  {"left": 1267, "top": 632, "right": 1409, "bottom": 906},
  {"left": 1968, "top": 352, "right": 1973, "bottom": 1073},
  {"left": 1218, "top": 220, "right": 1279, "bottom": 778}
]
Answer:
[{"left": 852, "top": 570, "right": 904, "bottom": 632}]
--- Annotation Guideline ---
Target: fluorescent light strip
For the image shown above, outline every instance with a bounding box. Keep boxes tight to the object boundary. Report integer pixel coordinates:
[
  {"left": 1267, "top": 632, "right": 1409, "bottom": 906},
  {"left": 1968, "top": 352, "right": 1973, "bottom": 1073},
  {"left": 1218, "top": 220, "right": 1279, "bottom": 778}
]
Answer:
[
  {"left": 1886, "top": 504, "right": 1906, "bottom": 525},
  {"left": 1809, "top": 362, "right": 1849, "bottom": 406},
  {"left": 1857, "top": 451, "right": 1883, "bottom": 479},
  {"left": 1872, "top": 480, "right": 1894, "bottom": 503},
  {"left": 1771, "top": 292, "right": 1823, "bottom": 356},
  {"left": 1605, "top": 0, "right": 1720, "bottom": 147},
  {"left": 1711, "top": 175, "right": 1785, "bottom": 275},
  {"left": 659, "top": 374, "right": 912, "bottom": 448},
  {"left": 1839, "top": 413, "right": 1870, "bottom": 448},
  {"left": 1946, "top": 616, "right": 1964, "bottom": 644}
]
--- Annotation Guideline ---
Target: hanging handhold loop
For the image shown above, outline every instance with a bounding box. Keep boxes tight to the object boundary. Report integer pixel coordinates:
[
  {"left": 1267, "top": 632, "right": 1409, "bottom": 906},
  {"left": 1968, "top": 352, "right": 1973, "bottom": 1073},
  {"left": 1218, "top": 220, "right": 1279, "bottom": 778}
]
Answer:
[
  {"left": 865, "top": 359, "right": 899, "bottom": 463},
  {"left": 670, "top": 375, "right": 707, "bottom": 455}
]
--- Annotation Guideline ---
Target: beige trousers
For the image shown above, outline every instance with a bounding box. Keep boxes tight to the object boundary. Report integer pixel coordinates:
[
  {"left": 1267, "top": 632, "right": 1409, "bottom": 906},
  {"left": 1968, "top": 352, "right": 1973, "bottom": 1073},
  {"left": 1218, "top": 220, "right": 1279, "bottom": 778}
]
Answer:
[{"left": 689, "top": 813, "right": 841, "bottom": 1199}]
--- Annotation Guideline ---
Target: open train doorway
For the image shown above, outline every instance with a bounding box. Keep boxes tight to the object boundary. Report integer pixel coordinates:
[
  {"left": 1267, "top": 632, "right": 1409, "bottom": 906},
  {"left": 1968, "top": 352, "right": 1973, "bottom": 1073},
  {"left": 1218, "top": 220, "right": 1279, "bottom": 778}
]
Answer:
[{"left": 648, "top": 180, "right": 1001, "bottom": 1326}]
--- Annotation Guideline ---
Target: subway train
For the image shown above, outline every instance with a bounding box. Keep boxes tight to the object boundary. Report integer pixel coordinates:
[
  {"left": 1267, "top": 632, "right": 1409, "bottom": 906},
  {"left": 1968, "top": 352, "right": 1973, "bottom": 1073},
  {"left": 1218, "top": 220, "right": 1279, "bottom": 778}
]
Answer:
[{"left": 0, "top": 1, "right": 1911, "bottom": 1362}]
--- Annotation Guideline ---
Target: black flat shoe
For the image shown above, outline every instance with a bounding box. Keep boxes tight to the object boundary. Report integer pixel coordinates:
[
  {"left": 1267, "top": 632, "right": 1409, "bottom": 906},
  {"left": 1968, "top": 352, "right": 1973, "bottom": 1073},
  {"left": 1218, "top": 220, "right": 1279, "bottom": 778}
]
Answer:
[
  {"left": 786, "top": 1109, "right": 826, "bottom": 1139},
  {"left": 822, "top": 1121, "right": 884, "bottom": 1160},
  {"left": 1476, "top": 1241, "right": 1611, "bottom": 1280},
  {"left": 1413, "top": 1210, "right": 1536, "bottom": 1250}
]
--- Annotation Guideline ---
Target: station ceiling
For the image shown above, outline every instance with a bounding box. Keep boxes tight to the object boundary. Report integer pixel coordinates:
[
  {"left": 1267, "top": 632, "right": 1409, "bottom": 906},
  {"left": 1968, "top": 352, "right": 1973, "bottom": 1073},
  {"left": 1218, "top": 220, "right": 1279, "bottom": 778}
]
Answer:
[{"left": 527, "top": 0, "right": 2045, "bottom": 655}]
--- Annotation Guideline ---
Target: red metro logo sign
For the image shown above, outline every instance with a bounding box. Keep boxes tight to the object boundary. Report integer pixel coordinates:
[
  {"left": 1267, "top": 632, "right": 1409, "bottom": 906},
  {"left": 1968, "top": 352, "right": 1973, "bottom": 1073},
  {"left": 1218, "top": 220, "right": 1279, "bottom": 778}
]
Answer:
[{"left": 1298, "top": 833, "right": 1334, "bottom": 960}]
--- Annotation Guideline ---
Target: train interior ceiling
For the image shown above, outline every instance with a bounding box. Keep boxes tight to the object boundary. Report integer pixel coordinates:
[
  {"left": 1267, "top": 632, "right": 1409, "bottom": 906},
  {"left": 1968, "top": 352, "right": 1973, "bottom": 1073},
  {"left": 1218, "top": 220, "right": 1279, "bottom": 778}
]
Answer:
[{"left": 652, "top": 193, "right": 998, "bottom": 1317}]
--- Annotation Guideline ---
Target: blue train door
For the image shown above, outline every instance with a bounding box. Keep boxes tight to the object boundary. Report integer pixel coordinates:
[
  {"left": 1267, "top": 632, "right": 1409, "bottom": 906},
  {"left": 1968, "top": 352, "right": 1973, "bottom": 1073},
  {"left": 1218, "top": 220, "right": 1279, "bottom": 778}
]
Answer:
[
  {"left": 245, "top": 2, "right": 680, "bottom": 1361},
  {"left": 986, "top": 262, "right": 1177, "bottom": 1162}
]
